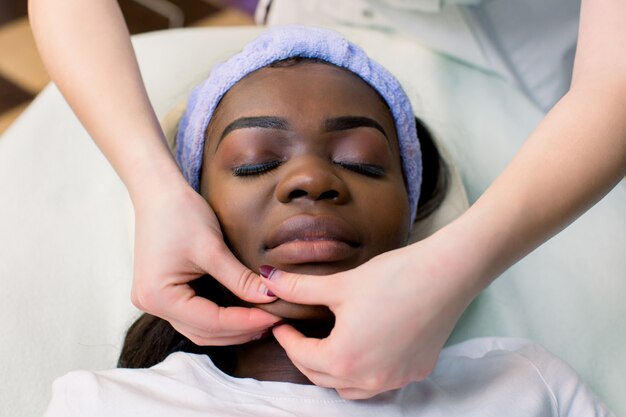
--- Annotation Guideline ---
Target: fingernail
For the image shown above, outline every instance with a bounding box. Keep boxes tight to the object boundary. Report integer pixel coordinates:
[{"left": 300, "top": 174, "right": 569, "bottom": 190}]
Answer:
[
  {"left": 259, "top": 265, "right": 277, "bottom": 280},
  {"left": 252, "top": 330, "right": 271, "bottom": 341},
  {"left": 259, "top": 284, "right": 276, "bottom": 297},
  {"left": 259, "top": 265, "right": 278, "bottom": 297},
  {"left": 271, "top": 319, "right": 286, "bottom": 329}
]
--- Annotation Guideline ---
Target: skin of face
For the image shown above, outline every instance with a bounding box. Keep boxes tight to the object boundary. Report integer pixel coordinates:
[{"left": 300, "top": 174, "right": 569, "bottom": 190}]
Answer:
[{"left": 199, "top": 62, "right": 411, "bottom": 320}]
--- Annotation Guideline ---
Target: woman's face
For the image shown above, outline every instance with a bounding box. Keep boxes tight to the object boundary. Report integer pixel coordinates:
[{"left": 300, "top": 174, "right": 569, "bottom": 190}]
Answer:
[{"left": 200, "top": 62, "right": 411, "bottom": 318}]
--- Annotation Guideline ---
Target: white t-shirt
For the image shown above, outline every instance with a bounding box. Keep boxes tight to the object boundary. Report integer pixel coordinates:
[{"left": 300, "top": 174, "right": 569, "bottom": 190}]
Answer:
[{"left": 44, "top": 337, "right": 614, "bottom": 417}]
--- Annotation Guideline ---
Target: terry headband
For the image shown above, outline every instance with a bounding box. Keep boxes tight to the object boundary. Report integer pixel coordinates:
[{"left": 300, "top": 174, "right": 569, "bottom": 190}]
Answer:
[{"left": 176, "top": 25, "right": 422, "bottom": 223}]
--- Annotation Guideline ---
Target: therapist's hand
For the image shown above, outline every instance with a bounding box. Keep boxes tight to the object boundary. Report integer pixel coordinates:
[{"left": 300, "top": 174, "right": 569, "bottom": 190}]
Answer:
[
  {"left": 262, "top": 231, "right": 482, "bottom": 399},
  {"left": 131, "top": 181, "right": 281, "bottom": 345}
]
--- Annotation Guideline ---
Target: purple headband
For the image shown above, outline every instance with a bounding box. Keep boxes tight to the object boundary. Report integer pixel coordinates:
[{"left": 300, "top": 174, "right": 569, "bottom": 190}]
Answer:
[{"left": 176, "top": 25, "right": 422, "bottom": 222}]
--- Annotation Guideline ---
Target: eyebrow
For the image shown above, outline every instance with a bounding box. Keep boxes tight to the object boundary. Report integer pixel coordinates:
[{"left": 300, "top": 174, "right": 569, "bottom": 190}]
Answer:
[
  {"left": 220, "top": 116, "right": 290, "bottom": 142},
  {"left": 324, "top": 116, "right": 389, "bottom": 141},
  {"left": 217, "top": 115, "right": 390, "bottom": 149}
]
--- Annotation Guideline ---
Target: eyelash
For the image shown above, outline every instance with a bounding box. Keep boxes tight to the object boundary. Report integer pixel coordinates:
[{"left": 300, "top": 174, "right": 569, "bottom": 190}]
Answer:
[
  {"left": 232, "top": 160, "right": 282, "bottom": 177},
  {"left": 232, "top": 160, "right": 385, "bottom": 178},
  {"left": 334, "top": 161, "right": 385, "bottom": 178}
]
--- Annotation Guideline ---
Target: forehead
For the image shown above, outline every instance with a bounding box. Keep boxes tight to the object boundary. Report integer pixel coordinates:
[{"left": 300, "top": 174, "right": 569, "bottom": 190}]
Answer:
[{"left": 209, "top": 62, "right": 396, "bottom": 131}]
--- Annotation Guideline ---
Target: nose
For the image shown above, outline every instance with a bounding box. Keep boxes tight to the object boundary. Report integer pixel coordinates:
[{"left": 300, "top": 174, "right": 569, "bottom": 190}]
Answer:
[{"left": 275, "top": 156, "right": 350, "bottom": 204}]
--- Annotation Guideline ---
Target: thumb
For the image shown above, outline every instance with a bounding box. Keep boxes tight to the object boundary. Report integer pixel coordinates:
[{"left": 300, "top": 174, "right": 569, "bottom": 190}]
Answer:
[
  {"left": 196, "top": 244, "right": 278, "bottom": 304},
  {"left": 259, "top": 265, "right": 342, "bottom": 308}
]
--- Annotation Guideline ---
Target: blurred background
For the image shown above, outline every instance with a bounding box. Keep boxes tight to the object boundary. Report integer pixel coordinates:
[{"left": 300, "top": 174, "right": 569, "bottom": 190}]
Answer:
[{"left": 0, "top": 0, "right": 258, "bottom": 135}]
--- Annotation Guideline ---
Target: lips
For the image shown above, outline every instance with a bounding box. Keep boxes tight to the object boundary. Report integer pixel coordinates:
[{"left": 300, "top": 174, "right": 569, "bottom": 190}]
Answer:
[{"left": 265, "top": 215, "right": 360, "bottom": 264}]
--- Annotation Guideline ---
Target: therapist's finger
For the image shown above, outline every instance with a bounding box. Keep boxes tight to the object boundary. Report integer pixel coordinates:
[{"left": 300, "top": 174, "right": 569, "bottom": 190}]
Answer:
[
  {"left": 272, "top": 323, "right": 342, "bottom": 375},
  {"left": 195, "top": 243, "right": 278, "bottom": 305},
  {"left": 282, "top": 341, "right": 386, "bottom": 398},
  {"left": 168, "top": 316, "right": 272, "bottom": 343},
  {"left": 289, "top": 354, "right": 401, "bottom": 399},
  {"left": 288, "top": 359, "right": 354, "bottom": 390},
  {"left": 273, "top": 325, "right": 394, "bottom": 398},
  {"left": 272, "top": 325, "right": 354, "bottom": 389},
  {"left": 336, "top": 388, "right": 383, "bottom": 400},
  {"left": 161, "top": 283, "right": 280, "bottom": 330},
  {"left": 164, "top": 294, "right": 281, "bottom": 339},
  {"left": 169, "top": 323, "right": 271, "bottom": 346},
  {"left": 260, "top": 267, "right": 344, "bottom": 307}
]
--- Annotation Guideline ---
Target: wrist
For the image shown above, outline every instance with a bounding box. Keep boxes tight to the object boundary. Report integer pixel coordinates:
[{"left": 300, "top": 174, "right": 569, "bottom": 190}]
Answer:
[
  {"left": 421, "top": 208, "right": 518, "bottom": 298},
  {"left": 431, "top": 189, "right": 537, "bottom": 294},
  {"left": 122, "top": 138, "right": 191, "bottom": 209},
  {"left": 400, "top": 222, "right": 492, "bottom": 325}
]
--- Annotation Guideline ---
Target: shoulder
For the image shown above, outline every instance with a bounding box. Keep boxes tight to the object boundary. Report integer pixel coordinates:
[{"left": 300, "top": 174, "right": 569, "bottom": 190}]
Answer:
[
  {"left": 45, "top": 367, "right": 117, "bottom": 417},
  {"left": 440, "top": 336, "right": 553, "bottom": 360},
  {"left": 438, "top": 337, "right": 584, "bottom": 387},
  {"left": 44, "top": 352, "right": 213, "bottom": 417},
  {"left": 436, "top": 337, "right": 615, "bottom": 417}
]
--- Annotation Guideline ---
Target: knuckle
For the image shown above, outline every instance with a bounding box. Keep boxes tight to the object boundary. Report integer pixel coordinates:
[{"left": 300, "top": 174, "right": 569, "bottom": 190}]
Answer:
[
  {"left": 204, "top": 323, "right": 218, "bottom": 336},
  {"left": 185, "top": 333, "right": 205, "bottom": 346},
  {"left": 363, "top": 373, "right": 386, "bottom": 392},
  {"left": 239, "top": 268, "right": 256, "bottom": 293},
  {"left": 130, "top": 289, "right": 142, "bottom": 309},
  {"left": 341, "top": 389, "right": 369, "bottom": 401},
  {"left": 336, "top": 388, "right": 353, "bottom": 400},
  {"left": 169, "top": 323, "right": 202, "bottom": 345},
  {"left": 212, "top": 307, "right": 231, "bottom": 333},
  {"left": 235, "top": 268, "right": 257, "bottom": 298},
  {"left": 305, "top": 374, "right": 327, "bottom": 388},
  {"left": 284, "top": 275, "right": 300, "bottom": 295},
  {"left": 175, "top": 327, "right": 218, "bottom": 347},
  {"left": 130, "top": 281, "right": 159, "bottom": 312}
]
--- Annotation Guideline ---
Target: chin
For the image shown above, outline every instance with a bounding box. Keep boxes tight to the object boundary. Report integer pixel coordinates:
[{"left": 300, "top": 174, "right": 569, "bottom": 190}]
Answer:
[
  {"left": 213, "top": 261, "right": 345, "bottom": 320},
  {"left": 272, "top": 260, "right": 358, "bottom": 277},
  {"left": 254, "top": 299, "right": 333, "bottom": 320},
  {"left": 250, "top": 262, "right": 353, "bottom": 320}
]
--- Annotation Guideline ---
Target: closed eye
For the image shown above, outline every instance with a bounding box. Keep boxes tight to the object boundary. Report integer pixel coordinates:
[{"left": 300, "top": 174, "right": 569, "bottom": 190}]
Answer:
[
  {"left": 335, "top": 161, "right": 385, "bottom": 178},
  {"left": 232, "top": 160, "right": 282, "bottom": 177}
]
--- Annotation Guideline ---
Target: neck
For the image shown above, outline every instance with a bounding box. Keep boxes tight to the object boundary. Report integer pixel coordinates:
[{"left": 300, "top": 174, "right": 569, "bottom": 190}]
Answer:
[{"left": 231, "top": 320, "right": 332, "bottom": 384}]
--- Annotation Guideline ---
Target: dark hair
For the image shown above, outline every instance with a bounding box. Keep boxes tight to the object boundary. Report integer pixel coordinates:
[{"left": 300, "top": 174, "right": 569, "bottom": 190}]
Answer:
[
  {"left": 119, "top": 277, "right": 237, "bottom": 372},
  {"left": 414, "top": 116, "right": 448, "bottom": 221},
  {"left": 119, "top": 58, "right": 449, "bottom": 370}
]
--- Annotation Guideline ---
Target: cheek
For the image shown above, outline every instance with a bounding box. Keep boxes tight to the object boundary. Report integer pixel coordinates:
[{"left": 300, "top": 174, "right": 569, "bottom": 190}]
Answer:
[
  {"left": 353, "top": 180, "right": 411, "bottom": 250},
  {"left": 205, "top": 169, "right": 271, "bottom": 267}
]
